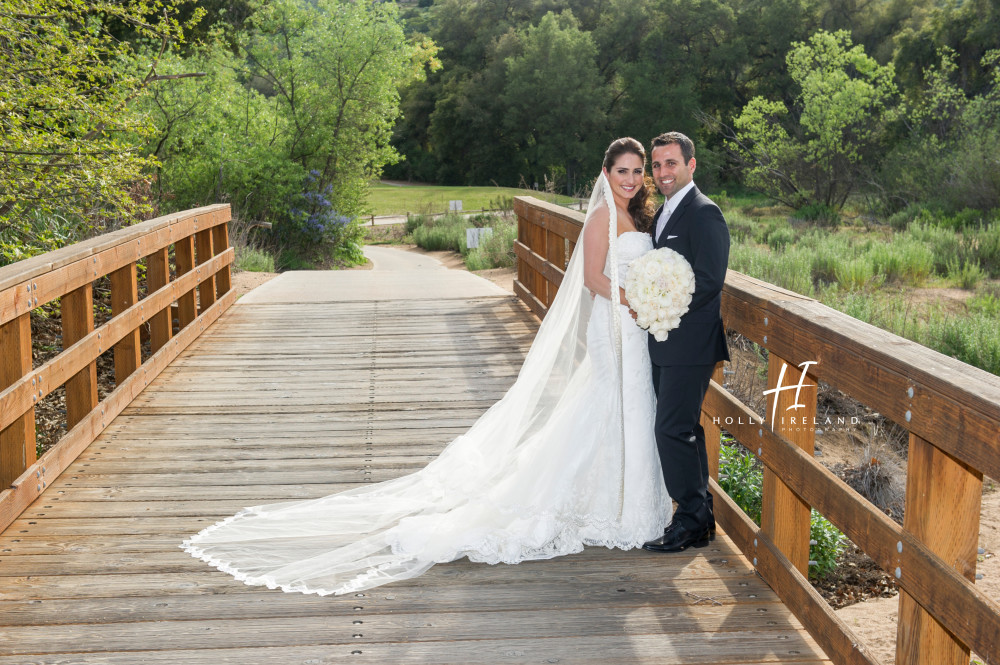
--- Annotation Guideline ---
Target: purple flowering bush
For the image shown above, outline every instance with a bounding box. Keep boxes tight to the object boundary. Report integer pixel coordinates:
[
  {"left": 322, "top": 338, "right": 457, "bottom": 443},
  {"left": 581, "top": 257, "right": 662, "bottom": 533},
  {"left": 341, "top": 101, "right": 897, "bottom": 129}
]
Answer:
[{"left": 277, "top": 172, "right": 365, "bottom": 265}]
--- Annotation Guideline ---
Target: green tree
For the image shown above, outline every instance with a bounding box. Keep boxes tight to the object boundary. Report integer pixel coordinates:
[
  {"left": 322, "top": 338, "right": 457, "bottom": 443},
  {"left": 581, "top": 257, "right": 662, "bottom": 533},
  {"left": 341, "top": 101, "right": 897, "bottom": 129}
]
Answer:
[
  {"left": 879, "top": 48, "right": 1000, "bottom": 213},
  {"left": 242, "top": 0, "right": 435, "bottom": 219},
  {"left": 728, "top": 30, "right": 896, "bottom": 209},
  {"left": 501, "top": 11, "right": 609, "bottom": 193},
  {"left": 0, "top": 0, "right": 201, "bottom": 264}
]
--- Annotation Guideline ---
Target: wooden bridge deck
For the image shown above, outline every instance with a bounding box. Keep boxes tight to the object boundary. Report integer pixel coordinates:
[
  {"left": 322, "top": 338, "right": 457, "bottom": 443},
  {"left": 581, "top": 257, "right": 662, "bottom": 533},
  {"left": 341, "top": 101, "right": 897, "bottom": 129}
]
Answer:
[{"left": 0, "top": 261, "right": 830, "bottom": 664}]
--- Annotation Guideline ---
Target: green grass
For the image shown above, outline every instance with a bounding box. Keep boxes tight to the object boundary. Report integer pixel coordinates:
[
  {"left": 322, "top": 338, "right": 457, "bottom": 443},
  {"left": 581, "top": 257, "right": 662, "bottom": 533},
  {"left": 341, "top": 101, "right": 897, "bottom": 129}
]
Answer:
[
  {"left": 235, "top": 246, "right": 275, "bottom": 273},
  {"left": 368, "top": 183, "right": 578, "bottom": 216},
  {"left": 724, "top": 198, "right": 1000, "bottom": 376}
]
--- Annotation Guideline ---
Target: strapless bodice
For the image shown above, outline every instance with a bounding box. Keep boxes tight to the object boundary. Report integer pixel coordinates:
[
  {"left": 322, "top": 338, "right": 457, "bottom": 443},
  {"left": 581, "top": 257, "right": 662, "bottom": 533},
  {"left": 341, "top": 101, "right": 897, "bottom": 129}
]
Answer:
[{"left": 605, "top": 231, "right": 653, "bottom": 282}]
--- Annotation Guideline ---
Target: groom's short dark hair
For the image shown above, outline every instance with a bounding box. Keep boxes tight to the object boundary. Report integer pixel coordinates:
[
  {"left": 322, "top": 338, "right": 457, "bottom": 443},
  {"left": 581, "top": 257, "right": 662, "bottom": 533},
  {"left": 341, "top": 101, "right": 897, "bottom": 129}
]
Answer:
[{"left": 651, "top": 132, "right": 695, "bottom": 164}]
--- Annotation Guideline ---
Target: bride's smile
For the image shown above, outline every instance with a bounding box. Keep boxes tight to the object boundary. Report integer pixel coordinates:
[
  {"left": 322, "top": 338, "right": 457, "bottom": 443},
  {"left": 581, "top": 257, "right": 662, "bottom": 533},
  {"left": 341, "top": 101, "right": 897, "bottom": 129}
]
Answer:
[{"left": 604, "top": 153, "right": 645, "bottom": 209}]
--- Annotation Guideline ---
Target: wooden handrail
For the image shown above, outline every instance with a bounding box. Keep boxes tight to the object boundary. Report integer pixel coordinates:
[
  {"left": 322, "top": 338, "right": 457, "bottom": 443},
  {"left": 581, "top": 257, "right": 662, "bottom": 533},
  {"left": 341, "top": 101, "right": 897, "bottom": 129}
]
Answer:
[
  {"left": 513, "top": 195, "right": 1000, "bottom": 665},
  {"left": 0, "top": 204, "right": 235, "bottom": 531}
]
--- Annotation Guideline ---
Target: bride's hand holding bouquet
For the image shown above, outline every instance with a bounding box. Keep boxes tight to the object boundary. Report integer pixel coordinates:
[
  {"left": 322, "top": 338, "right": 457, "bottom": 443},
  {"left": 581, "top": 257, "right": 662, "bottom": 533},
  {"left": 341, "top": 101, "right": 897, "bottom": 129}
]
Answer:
[{"left": 625, "top": 248, "right": 696, "bottom": 341}]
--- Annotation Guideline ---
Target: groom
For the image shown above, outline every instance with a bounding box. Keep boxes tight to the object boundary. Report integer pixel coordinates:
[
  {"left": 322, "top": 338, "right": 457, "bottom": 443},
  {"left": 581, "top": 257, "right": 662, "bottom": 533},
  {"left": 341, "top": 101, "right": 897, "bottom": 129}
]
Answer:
[{"left": 642, "top": 132, "right": 730, "bottom": 553}]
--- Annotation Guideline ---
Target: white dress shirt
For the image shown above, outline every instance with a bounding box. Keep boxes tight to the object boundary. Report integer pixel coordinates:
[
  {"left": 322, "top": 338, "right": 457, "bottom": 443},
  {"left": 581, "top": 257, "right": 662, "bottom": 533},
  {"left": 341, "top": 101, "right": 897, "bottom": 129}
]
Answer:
[{"left": 655, "top": 180, "right": 696, "bottom": 241}]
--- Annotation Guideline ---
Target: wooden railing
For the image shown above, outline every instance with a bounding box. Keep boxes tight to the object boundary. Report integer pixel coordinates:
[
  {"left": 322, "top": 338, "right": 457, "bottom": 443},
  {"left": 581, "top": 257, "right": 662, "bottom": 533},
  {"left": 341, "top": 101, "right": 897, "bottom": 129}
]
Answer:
[
  {"left": 513, "top": 195, "right": 1000, "bottom": 665},
  {"left": 0, "top": 204, "right": 235, "bottom": 531}
]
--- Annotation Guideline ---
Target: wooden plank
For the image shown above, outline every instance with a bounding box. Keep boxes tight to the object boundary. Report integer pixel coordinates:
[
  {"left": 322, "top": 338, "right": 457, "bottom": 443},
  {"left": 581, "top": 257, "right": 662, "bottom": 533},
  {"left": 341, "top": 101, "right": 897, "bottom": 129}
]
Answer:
[
  {"left": 62, "top": 283, "right": 99, "bottom": 429},
  {"left": 0, "top": 313, "right": 34, "bottom": 487},
  {"left": 702, "top": 381, "right": 1000, "bottom": 663},
  {"left": 0, "top": 555, "right": 760, "bottom": 601},
  {"left": 895, "top": 434, "right": 981, "bottom": 665},
  {"left": 762, "top": 354, "right": 815, "bottom": 575},
  {"left": 513, "top": 279, "right": 547, "bottom": 320},
  {"left": 0, "top": 546, "right": 751, "bottom": 578},
  {"left": 0, "top": 582, "right": 785, "bottom": 626},
  {"left": 147, "top": 246, "right": 172, "bottom": 353},
  {"left": 0, "top": 637, "right": 831, "bottom": 665},
  {"left": 109, "top": 262, "right": 141, "bottom": 384},
  {"left": 0, "top": 606, "right": 822, "bottom": 656}
]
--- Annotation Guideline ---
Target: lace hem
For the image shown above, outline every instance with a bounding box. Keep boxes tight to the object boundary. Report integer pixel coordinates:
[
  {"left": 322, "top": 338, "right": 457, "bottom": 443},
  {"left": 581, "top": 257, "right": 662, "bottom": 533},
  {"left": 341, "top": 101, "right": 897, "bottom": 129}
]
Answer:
[{"left": 182, "top": 497, "right": 669, "bottom": 596}]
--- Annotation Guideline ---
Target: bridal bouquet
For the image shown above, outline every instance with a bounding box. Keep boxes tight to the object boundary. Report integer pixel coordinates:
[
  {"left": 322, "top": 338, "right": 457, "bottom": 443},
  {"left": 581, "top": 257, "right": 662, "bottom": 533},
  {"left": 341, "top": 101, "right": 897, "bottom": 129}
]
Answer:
[{"left": 624, "top": 248, "right": 696, "bottom": 341}]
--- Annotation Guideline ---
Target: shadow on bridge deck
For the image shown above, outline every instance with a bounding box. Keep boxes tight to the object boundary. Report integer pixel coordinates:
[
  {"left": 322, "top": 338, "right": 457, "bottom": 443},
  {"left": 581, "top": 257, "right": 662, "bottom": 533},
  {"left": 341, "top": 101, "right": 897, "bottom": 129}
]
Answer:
[{"left": 0, "top": 250, "right": 829, "bottom": 664}]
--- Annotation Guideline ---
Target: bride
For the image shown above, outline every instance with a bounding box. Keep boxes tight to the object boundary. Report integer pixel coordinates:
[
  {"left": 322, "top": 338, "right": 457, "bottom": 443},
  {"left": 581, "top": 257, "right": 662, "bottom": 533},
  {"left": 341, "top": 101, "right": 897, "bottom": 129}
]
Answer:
[{"left": 183, "top": 138, "right": 672, "bottom": 595}]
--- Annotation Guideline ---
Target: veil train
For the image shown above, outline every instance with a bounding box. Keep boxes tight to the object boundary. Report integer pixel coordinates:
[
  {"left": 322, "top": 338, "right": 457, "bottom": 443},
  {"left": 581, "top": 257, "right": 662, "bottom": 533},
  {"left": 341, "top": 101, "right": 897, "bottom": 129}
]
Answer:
[{"left": 182, "top": 174, "right": 646, "bottom": 595}]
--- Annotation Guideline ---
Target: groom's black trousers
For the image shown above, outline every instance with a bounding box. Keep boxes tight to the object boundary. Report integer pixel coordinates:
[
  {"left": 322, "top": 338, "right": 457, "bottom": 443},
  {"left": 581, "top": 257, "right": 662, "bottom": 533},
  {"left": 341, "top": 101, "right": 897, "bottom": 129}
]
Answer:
[{"left": 652, "top": 362, "right": 715, "bottom": 532}]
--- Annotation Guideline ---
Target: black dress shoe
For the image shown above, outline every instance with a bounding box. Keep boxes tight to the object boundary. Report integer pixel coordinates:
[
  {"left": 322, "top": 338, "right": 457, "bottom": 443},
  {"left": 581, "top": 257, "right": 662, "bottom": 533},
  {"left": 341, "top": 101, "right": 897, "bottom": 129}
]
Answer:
[{"left": 642, "top": 522, "right": 711, "bottom": 553}]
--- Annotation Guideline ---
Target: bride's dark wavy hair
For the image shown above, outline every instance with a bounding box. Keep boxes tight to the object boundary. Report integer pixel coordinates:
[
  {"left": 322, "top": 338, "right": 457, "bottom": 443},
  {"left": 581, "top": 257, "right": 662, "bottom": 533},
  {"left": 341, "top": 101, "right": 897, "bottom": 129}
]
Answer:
[{"left": 602, "top": 137, "right": 655, "bottom": 234}]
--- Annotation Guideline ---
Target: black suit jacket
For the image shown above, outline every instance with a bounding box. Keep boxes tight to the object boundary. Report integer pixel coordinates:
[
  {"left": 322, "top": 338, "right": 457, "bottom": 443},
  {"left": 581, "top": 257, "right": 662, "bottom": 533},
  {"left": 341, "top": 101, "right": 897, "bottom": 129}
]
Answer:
[{"left": 648, "top": 185, "right": 730, "bottom": 366}]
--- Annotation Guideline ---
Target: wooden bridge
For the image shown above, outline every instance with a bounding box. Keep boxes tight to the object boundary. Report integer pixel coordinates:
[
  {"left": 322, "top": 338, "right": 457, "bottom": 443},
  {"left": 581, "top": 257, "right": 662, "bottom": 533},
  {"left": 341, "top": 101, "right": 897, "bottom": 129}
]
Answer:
[{"left": 0, "top": 202, "right": 997, "bottom": 664}]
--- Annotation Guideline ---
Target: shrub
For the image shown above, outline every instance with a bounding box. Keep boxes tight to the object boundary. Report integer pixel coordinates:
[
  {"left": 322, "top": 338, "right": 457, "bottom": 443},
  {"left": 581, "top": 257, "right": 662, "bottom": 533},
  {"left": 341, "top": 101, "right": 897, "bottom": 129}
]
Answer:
[
  {"left": 766, "top": 225, "right": 797, "bottom": 251},
  {"left": 794, "top": 202, "right": 839, "bottom": 226},
  {"left": 809, "top": 510, "right": 846, "bottom": 578},
  {"left": 966, "top": 222, "right": 1000, "bottom": 277},
  {"left": 466, "top": 217, "right": 517, "bottom": 271},
  {"left": 868, "top": 239, "right": 933, "bottom": 285},
  {"left": 726, "top": 211, "right": 757, "bottom": 243},
  {"left": 946, "top": 257, "right": 984, "bottom": 289},
  {"left": 823, "top": 290, "right": 917, "bottom": 338},
  {"left": 235, "top": 246, "right": 275, "bottom": 273},
  {"left": 273, "top": 173, "right": 366, "bottom": 265},
  {"left": 718, "top": 442, "right": 763, "bottom": 524},
  {"left": 411, "top": 213, "right": 468, "bottom": 252},
  {"left": 406, "top": 213, "right": 429, "bottom": 234},
  {"left": 938, "top": 208, "right": 988, "bottom": 231},
  {"left": 906, "top": 222, "right": 962, "bottom": 274},
  {"left": 729, "top": 244, "right": 815, "bottom": 296},
  {"left": 921, "top": 312, "right": 1000, "bottom": 376},
  {"left": 968, "top": 289, "right": 1000, "bottom": 316},
  {"left": 835, "top": 258, "right": 883, "bottom": 290},
  {"left": 717, "top": 439, "right": 846, "bottom": 578}
]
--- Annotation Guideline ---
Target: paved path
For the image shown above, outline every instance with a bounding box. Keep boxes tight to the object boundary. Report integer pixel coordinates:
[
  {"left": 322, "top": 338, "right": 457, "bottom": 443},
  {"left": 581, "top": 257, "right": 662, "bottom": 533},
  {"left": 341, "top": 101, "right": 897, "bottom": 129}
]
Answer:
[{"left": 239, "top": 246, "right": 509, "bottom": 304}]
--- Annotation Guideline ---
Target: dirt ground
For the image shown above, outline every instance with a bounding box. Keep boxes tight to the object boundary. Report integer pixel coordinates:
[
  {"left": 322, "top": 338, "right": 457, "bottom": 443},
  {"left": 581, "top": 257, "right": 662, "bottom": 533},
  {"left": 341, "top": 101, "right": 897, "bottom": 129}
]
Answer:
[
  {"left": 231, "top": 270, "right": 280, "bottom": 297},
  {"left": 234, "top": 248, "right": 999, "bottom": 664}
]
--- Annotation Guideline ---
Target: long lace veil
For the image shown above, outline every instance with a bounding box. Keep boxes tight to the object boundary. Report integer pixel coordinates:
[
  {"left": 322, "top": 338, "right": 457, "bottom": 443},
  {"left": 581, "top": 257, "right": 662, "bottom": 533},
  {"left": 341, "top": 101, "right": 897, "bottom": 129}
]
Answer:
[{"left": 183, "top": 174, "right": 627, "bottom": 595}]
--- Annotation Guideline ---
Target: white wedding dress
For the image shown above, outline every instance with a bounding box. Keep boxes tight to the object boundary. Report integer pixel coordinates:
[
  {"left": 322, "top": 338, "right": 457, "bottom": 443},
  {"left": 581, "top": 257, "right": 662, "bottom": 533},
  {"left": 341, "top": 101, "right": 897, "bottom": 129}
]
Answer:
[{"left": 183, "top": 176, "right": 671, "bottom": 595}]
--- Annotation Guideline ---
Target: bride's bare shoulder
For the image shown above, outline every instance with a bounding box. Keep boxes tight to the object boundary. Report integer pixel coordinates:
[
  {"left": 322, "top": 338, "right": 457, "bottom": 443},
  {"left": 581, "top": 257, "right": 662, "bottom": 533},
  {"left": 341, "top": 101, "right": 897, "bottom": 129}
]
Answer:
[{"left": 585, "top": 203, "right": 610, "bottom": 231}]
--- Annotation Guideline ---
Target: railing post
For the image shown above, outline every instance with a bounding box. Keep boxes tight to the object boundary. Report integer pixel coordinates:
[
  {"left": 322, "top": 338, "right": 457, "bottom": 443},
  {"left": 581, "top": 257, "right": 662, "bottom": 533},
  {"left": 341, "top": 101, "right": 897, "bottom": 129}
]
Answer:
[
  {"left": 702, "top": 361, "right": 725, "bottom": 480},
  {"left": 110, "top": 263, "right": 141, "bottom": 384},
  {"left": 544, "top": 228, "right": 565, "bottom": 308},
  {"left": 212, "top": 222, "right": 232, "bottom": 298},
  {"left": 62, "top": 284, "right": 99, "bottom": 428},
  {"left": 895, "top": 433, "right": 981, "bottom": 665},
  {"left": 762, "top": 353, "right": 816, "bottom": 575},
  {"left": 175, "top": 235, "right": 197, "bottom": 331},
  {"left": 147, "top": 247, "right": 172, "bottom": 353},
  {"left": 195, "top": 227, "right": 216, "bottom": 313},
  {"left": 526, "top": 218, "right": 542, "bottom": 305},
  {"left": 0, "top": 313, "right": 35, "bottom": 486}
]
